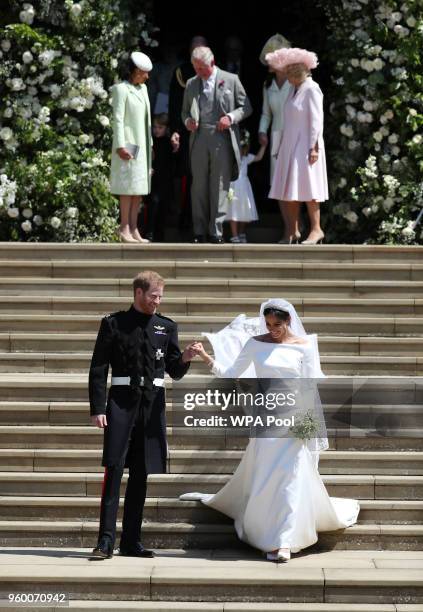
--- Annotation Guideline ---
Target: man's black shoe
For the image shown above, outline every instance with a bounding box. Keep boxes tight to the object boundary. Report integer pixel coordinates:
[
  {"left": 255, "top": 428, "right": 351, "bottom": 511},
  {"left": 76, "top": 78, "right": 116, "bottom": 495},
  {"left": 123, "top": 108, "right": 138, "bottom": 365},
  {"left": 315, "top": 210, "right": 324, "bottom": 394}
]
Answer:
[
  {"left": 119, "top": 542, "right": 155, "bottom": 558},
  {"left": 208, "top": 235, "right": 224, "bottom": 244},
  {"left": 90, "top": 536, "right": 113, "bottom": 559},
  {"left": 192, "top": 235, "right": 205, "bottom": 244}
]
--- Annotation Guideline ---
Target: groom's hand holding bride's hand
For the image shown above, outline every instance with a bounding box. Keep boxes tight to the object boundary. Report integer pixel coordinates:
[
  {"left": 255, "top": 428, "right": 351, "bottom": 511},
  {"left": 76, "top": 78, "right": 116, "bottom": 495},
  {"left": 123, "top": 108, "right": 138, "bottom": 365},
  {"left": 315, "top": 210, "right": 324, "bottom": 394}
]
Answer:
[{"left": 182, "top": 342, "right": 203, "bottom": 363}]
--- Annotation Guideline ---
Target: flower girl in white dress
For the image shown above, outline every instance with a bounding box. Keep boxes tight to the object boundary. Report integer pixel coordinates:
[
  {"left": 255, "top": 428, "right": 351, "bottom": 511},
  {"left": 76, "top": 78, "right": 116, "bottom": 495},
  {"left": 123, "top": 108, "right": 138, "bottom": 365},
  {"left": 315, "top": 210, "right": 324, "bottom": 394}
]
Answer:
[
  {"left": 182, "top": 299, "right": 360, "bottom": 562},
  {"left": 225, "top": 130, "right": 266, "bottom": 244}
]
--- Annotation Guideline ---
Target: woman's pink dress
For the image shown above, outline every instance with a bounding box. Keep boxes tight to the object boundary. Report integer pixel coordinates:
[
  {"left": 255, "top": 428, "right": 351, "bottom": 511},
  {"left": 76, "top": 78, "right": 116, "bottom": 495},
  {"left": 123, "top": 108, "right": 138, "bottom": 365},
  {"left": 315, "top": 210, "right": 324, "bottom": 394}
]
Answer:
[{"left": 269, "top": 77, "right": 328, "bottom": 203}]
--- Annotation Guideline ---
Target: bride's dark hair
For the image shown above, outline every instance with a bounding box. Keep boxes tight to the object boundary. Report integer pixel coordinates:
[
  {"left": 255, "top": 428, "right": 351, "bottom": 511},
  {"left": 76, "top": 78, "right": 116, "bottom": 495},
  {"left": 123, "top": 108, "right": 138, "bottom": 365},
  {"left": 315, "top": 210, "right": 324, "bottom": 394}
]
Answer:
[{"left": 263, "top": 307, "right": 290, "bottom": 322}]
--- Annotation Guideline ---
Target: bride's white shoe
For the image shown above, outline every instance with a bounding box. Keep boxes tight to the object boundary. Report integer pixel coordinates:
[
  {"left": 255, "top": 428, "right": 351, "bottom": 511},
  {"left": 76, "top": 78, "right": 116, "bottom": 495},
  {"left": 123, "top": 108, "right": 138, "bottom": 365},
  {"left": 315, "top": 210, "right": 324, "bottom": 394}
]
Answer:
[{"left": 266, "top": 548, "right": 291, "bottom": 563}]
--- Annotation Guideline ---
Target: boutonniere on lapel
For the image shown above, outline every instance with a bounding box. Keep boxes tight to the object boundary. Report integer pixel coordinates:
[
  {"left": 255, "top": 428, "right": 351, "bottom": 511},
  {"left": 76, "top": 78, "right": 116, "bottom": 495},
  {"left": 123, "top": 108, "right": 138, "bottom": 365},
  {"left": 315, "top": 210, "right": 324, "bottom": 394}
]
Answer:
[{"left": 218, "top": 79, "right": 225, "bottom": 90}]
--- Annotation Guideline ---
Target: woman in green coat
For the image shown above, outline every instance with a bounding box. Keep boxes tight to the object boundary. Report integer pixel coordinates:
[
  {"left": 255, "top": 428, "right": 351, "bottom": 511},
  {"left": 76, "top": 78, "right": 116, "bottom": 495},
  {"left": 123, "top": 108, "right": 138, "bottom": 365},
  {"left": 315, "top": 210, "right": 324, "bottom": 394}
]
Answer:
[{"left": 110, "top": 52, "right": 153, "bottom": 243}]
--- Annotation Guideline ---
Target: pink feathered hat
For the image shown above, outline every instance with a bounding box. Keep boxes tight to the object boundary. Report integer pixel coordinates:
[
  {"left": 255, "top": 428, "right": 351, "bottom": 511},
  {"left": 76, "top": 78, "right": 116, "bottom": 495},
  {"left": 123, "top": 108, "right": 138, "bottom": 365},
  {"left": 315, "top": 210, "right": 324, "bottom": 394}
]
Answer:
[{"left": 265, "top": 47, "right": 318, "bottom": 71}]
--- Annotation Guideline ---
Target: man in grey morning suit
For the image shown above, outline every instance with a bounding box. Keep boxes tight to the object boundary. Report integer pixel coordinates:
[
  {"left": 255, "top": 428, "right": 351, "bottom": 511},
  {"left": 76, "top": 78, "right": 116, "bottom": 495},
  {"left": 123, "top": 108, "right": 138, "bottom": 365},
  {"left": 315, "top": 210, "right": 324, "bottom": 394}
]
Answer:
[{"left": 181, "top": 46, "right": 252, "bottom": 243}]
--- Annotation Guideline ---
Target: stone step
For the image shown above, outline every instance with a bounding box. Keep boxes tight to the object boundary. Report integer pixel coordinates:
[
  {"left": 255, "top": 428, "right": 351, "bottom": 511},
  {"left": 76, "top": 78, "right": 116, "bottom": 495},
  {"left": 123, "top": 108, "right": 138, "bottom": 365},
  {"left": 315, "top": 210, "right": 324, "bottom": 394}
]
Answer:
[
  {"left": 2, "top": 332, "right": 423, "bottom": 356},
  {"left": 1, "top": 278, "right": 423, "bottom": 298},
  {"left": 0, "top": 495, "right": 421, "bottom": 525},
  {"left": 0, "top": 519, "right": 422, "bottom": 552},
  {"left": 7, "top": 601, "right": 420, "bottom": 612},
  {"left": 1, "top": 400, "right": 421, "bottom": 432},
  {"left": 1, "top": 296, "right": 423, "bottom": 318},
  {"left": 1, "top": 372, "right": 422, "bottom": 402},
  {"left": 3, "top": 241, "right": 423, "bottom": 262},
  {"left": 1, "top": 448, "right": 422, "bottom": 475},
  {"left": 0, "top": 424, "right": 421, "bottom": 452},
  {"left": 0, "top": 548, "right": 423, "bottom": 603},
  {"left": 1, "top": 260, "right": 423, "bottom": 281},
  {"left": 0, "top": 314, "right": 422, "bottom": 335},
  {"left": 0, "top": 352, "right": 422, "bottom": 375},
  {"left": 15, "top": 600, "right": 423, "bottom": 612},
  {"left": 0, "top": 471, "right": 421, "bottom": 500}
]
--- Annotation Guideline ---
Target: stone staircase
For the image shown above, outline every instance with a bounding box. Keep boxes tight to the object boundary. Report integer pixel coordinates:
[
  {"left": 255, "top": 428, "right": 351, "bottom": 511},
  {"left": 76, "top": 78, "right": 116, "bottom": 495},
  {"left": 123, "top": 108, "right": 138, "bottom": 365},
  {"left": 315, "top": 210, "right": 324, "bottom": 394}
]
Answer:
[{"left": 0, "top": 243, "right": 422, "bottom": 610}]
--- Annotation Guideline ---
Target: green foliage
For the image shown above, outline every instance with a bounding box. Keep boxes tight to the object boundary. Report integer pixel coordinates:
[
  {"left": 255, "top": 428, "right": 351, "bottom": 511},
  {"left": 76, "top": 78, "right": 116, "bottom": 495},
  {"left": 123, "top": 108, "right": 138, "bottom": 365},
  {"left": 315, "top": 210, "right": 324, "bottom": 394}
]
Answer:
[
  {"left": 0, "top": 0, "right": 156, "bottom": 242},
  {"left": 318, "top": 0, "right": 423, "bottom": 244}
]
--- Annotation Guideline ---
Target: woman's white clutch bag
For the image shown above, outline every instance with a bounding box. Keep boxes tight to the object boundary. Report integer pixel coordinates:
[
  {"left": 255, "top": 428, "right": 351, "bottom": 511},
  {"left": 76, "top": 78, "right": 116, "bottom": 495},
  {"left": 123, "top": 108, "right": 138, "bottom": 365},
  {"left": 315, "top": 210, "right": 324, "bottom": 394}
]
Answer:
[{"left": 125, "top": 143, "right": 140, "bottom": 159}]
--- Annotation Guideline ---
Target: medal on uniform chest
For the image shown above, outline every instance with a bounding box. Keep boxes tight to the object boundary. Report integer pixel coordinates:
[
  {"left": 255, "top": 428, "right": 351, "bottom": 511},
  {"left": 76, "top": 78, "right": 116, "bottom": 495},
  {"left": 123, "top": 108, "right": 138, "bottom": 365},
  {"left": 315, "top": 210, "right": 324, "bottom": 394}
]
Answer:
[{"left": 155, "top": 348, "right": 164, "bottom": 360}]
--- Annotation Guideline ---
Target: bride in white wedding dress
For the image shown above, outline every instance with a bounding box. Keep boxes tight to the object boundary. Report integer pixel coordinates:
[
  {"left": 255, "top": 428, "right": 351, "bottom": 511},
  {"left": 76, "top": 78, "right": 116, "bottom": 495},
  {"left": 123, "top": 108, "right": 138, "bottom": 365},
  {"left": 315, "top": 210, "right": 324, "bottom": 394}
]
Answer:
[{"left": 181, "top": 299, "right": 360, "bottom": 562}]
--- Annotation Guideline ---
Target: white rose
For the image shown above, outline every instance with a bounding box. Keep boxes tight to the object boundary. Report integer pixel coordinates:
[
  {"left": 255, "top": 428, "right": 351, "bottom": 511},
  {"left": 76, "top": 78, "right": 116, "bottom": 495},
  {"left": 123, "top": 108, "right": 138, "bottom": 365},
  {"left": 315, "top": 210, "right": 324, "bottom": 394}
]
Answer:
[
  {"left": 3, "top": 107, "right": 13, "bottom": 119},
  {"left": 50, "top": 216, "right": 61, "bottom": 229},
  {"left": 9, "top": 78, "right": 25, "bottom": 91},
  {"left": 391, "top": 146, "right": 400, "bottom": 156},
  {"left": 1, "top": 40, "right": 11, "bottom": 52},
  {"left": 362, "top": 207, "right": 372, "bottom": 217},
  {"left": 344, "top": 211, "right": 358, "bottom": 224},
  {"left": 338, "top": 178, "right": 347, "bottom": 188},
  {"left": 79, "top": 134, "right": 90, "bottom": 145},
  {"left": 7, "top": 207, "right": 19, "bottom": 218},
  {"left": 38, "top": 50, "right": 55, "bottom": 67},
  {"left": 19, "top": 7, "right": 35, "bottom": 25},
  {"left": 373, "top": 58, "right": 384, "bottom": 70},
  {"left": 97, "top": 114, "right": 110, "bottom": 127},
  {"left": 394, "top": 25, "right": 409, "bottom": 37},
  {"left": 0, "top": 127, "right": 13, "bottom": 141},
  {"left": 412, "top": 134, "right": 422, "bottom": 145},
  {"left": 382, "top": 197, "right": 394, "bottom": 212},
  {"left": 380, "top": 126, "right": 390, "bottom": 137},
  {"left": 388, "top": 134, "right": 399, "bottom": 144},
  {"left": 384, "top": 109, "right": 394, "bottom": 119},
  {"left": 66, "top": 207, "right": 78, "bottom": 218},
  {"left": 402, "top": 224, "right": 415, "bottom": 238},
  {"left": 70, "top": 3, "right": 83, "bottom": 17},
  {"left": 409, "top": 109, "right": 417, "bottom": 116},
  {"left": 22, "top": 208, "right": 33, "bottom": 219},
  {"left": 363, "top": 101, "right": 373, "bottom": 111},
  {"left": 391, "top": 11, "right": 402, "bottom": 22},
  {"left": 374, "top": 144, "right": 381, "bottom": 151},
  {"left": 33, "top": 215, "right": 43, "bottom": 226},
  {"left": 21, "top": 220, "right": 32, "bottom": 233},
  {"left": 351, "top": 59, "right": 360, "bottom": 67},
  {"left": 22, "top": 51, "right": 33, "bottom": 64},
  {"left": 373, "top": 131, "right": 383, "bottom": 142},
  {"left": 406, "top": 16, "right": 416, "bottom": 27}
]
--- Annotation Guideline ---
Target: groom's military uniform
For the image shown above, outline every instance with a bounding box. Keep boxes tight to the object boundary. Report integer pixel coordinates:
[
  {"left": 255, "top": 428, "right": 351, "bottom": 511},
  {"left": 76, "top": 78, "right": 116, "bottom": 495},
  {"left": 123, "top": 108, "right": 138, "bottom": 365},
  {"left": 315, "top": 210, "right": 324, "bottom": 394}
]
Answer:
[{"left": 89, "top": 305, "right": 189, "bottom": 549}]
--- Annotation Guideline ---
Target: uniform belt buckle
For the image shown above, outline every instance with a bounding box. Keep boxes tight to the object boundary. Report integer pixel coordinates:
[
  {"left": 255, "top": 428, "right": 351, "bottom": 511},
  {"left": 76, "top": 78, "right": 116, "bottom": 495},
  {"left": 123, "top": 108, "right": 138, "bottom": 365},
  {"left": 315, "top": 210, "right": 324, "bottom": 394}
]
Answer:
[{"left": 129, "top": 374, "right": 144, "bottom": 389}]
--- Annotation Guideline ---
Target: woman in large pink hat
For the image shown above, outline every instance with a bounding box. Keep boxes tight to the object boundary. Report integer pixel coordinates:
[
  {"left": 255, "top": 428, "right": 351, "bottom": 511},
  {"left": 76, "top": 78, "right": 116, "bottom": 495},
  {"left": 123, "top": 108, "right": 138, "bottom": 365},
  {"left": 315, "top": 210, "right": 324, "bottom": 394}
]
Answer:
[{"left": 267, "top": 48, "right": 328, "bottom": 245}]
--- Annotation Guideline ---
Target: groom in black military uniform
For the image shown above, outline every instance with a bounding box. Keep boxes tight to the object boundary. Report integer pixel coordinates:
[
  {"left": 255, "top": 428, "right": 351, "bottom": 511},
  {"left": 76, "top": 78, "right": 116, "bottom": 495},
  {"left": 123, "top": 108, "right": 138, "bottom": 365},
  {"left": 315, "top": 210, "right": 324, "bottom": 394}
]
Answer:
[{"left": 89, "top": 270, "right": 195, "bottom": 559}]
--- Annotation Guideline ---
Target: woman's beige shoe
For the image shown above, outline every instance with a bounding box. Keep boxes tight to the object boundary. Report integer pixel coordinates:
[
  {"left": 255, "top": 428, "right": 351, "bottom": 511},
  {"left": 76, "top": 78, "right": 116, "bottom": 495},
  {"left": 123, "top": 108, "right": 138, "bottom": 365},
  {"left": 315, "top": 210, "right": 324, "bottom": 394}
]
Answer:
[
  {"left": 131, "top": 230, "right": 150, "bottom": 243},
  {"left": 119, "top": 231, "right": 138, "bottom": 243},
  {"left": 301, "top": 231, "right": 325, "bottom": 245}
]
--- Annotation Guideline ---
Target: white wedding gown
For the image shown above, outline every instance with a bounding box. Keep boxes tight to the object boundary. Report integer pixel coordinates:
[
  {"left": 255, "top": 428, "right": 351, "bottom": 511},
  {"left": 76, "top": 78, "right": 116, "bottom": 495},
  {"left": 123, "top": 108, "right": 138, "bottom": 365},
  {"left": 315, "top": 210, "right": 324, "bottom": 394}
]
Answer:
[{"left": 181, "top": 337, "right": 360, "bottom": 553}]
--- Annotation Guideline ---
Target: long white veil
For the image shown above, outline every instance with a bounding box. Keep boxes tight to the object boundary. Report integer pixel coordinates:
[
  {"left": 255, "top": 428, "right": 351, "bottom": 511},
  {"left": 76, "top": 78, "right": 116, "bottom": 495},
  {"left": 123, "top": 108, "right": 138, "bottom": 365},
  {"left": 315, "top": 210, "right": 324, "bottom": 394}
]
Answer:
[{"left": 203, "top": 298, "right": 329, "bottom": 458}]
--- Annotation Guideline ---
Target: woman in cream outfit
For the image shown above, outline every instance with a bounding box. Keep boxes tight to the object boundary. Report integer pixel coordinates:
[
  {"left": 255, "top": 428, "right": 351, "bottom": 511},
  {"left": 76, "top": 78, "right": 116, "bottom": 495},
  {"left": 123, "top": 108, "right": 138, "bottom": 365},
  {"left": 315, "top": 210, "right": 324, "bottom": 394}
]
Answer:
[
  {"left": 268, "top": 48, "right": 328, "bottom": 245},
  {"left": 258, "top": 35, "right": 293, "bottom": 243},
  {"left": 110, "top": 51, "right": 153, "bottom": 243}
]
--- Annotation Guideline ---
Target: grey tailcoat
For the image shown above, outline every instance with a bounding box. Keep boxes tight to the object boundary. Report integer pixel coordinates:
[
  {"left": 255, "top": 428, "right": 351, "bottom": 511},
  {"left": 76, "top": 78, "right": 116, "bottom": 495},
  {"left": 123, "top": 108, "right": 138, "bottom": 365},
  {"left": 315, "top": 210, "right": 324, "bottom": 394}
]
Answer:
[{"left": 181, "top": 67, "right": 252, "bottom": 181}]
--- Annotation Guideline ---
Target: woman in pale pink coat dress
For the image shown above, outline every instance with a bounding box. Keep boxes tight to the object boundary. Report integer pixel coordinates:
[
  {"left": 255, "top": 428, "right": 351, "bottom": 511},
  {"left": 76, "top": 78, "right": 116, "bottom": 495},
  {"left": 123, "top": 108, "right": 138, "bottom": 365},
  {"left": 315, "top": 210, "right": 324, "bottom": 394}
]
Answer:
[{"left": 267, "top": 49, "right": 327, "bottom": 245}]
